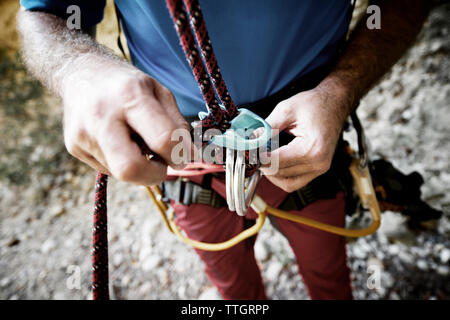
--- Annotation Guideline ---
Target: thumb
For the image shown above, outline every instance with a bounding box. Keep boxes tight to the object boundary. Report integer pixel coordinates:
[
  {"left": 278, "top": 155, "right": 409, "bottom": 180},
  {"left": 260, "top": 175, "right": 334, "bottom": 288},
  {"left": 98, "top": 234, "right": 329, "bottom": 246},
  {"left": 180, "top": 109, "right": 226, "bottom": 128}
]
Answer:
[{"left": 265, "top": 101, "right": 293, "bottom": 135}]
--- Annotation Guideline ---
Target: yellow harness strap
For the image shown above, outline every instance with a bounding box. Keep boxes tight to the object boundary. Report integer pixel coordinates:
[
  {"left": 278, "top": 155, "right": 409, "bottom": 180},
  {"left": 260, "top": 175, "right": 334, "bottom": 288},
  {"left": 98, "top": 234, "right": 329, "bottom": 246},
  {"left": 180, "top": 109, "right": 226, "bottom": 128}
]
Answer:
[{"left": 144, "top": 158, "right": 381, "bottom": 251}]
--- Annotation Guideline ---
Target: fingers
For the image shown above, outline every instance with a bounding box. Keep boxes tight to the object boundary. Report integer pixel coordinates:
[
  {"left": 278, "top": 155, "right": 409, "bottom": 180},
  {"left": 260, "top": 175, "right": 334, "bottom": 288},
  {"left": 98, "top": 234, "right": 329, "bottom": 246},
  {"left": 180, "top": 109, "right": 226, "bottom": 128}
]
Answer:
[
  {"left": 262, "top": 161, "right": 318, "bottom": 178},
  {"left": 124, "top": 94, "right": 191, "bottom": 169},
  {"left": 269, "top": 137, "right": 313, "bottom": 169},
  {"left": 77, "top": 149, "right": 112, "bottom": 175},
  {"left": 65, "top": 140, "right": 111, "bottom": 175},
  {"left": 265, "top": 101, "right": 294, "bottom": 133},
  {"left": 264, "top": 171, "right": 318, "bottom": 193},
  {"left": 96, "top": 119, "right": 167, "bottom": 185}
]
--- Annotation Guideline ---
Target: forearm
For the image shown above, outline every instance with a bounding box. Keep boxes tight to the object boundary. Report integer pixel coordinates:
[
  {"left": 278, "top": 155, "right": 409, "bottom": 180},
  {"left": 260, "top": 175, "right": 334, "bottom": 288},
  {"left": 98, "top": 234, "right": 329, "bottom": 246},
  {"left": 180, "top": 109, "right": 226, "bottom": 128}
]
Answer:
[
  {"left": 318, "top": 0, "right": 432, "bottom": 123},
  {"left": 17, "top": 9, "right": 129, "bottom": 98}
]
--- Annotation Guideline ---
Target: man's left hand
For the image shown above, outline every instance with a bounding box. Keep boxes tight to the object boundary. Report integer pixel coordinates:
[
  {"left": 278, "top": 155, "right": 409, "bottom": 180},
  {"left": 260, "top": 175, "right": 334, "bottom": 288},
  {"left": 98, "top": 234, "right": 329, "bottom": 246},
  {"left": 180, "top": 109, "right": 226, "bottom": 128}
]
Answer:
[{"left": 261, "top": 84, "right": 351, "bottom": 193}]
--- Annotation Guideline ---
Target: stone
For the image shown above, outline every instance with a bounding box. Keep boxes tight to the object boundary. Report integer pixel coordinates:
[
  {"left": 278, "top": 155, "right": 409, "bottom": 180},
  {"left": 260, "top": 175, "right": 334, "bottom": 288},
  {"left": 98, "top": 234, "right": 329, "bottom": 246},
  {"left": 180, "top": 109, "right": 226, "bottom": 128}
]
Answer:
[
  {"left": 367, "top": 256, "right": 384, "bottom": 270},
  {"left": 437, "top": 265, "right": 449, "bottom": 276},
  {"left": 398, "top": 251, "right": 414, "bottom": 265},
  {"left": 265, "top": 261, "right": 283, "bottom": 282},
  {"left": 416, "top": 259, "right": 428, "bottom": 271},
  {"left": 141, "top": 255, "right": 163, "bottom": 272},
  {"left": 53, "top": 291, "right": 67, "bottom": 300},
  {"left": 381, "top": 272, "right": 395, "bottom": 288},
  {"left": 0, "top": 277, "right": 11, "bottom": 287},
  {"left": 41, "top": 238, "right": 56, "bottom": 254},
  {"left": 178, "top": 285, "right": 186, "bottom": 299},
  {"left": 139, "top": 246, "right": 153, "bottom": 263},
  {"left": 352, "top": 245, "right": 367, "bottom": 260},
  {"left": 198, "top": 287, "right": 222, "bottom": 300},
  {"left": 388, "top": 244, "right": 400, "bottom": 255},
  {"left": 49, "top": 204, "right": 65, "bottom": 218},
  {"left": 121, "top": 274, "right": 131, "bottom": 286},
  {"left": 112, "top": 253, "right": 124, "bottom": 267},
  {"left": 254, "top": 241, "right": 269, "bottom": 261},
  {"left": 6, "top": 238, "right": 20, "bottom": 247},
  {"left": 439, "top": 248, "right": 450, "bottom": 264}
]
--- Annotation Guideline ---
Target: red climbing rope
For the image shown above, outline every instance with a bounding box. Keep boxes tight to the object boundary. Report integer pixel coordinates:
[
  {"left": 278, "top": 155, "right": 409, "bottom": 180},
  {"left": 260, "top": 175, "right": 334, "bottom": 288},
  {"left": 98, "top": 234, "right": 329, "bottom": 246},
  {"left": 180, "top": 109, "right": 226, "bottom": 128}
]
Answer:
[
  {"left": 92, "top": 172, "right": 109, "bottom": 300},
  {"left": 180, "top": 0, "right": 239, "bottom": 119}
]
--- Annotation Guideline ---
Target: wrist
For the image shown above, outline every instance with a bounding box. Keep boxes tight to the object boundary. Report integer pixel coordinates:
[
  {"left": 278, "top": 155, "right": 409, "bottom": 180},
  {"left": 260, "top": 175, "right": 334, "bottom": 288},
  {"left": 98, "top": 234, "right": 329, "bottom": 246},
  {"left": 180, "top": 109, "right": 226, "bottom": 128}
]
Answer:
[
  {"left": 59, "top": 53, "right": 136, "bottom": 100},
  {"left": 315, "top": 73, "right": 358, "bottom": 127}
]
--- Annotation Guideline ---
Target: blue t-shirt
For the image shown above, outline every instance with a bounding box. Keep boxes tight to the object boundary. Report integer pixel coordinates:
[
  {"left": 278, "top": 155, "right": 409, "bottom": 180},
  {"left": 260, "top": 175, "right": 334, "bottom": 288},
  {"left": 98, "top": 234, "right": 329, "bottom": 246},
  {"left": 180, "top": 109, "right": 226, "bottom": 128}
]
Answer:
[{"left": 21, "top": 0, "right": 352, "bottom": 117}]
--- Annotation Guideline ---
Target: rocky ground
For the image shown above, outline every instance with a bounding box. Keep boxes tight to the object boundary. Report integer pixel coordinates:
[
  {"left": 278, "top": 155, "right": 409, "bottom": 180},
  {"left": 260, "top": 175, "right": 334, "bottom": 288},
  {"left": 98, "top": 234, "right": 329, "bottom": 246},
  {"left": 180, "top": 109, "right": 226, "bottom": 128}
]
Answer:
[{"left": 0, "top": 2, "right": 449, "bottom": 300}]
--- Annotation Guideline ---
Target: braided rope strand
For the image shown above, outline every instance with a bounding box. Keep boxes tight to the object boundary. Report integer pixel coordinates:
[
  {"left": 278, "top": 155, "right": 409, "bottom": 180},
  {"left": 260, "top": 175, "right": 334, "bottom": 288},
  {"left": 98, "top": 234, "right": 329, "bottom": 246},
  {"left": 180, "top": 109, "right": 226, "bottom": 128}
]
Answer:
[
  {"left": 166, "top": 0, "right": 226, "bottom": 129},
  {"left": 183, "top": 0, "right": 239, "bottom": 119},
  {"left": 92, "top": 172, "right": 109, "bottom": 300}
]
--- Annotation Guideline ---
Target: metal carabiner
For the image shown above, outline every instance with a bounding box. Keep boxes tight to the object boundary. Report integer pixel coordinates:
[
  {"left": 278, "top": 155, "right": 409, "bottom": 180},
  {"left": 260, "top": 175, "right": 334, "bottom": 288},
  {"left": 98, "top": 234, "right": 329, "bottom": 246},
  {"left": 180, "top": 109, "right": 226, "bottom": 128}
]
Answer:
[
  {"left": 210, "top": 108, "right": 272, "bottom": 216},
  {"left": 226, "top": 149, "right": 262, "bottom": 216},
  {"left": 225, "top": 148, "right": 236, "bottom": 212}
]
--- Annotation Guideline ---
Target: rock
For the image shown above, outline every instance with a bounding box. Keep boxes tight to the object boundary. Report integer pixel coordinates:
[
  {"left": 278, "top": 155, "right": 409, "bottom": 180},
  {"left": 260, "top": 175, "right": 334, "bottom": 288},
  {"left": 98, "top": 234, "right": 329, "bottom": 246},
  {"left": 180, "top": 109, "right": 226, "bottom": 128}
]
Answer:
[
  {"left": 352, "top": 259, "right": 366, "bottom": 272},
  {"left": 265, "top": 261, "right": 283, "bottom": 282},
  {"left": 198, "top": 287, "right": 222, "bottom": 300},
  {"left": 120, "top": 217, "right": 132, "bottom": 230},
  {"left": 49, "top": 204, "right": 65, "bottom": 218},
  {"left": 375, "top": 250, "right": 386, "bottom": 261},
  {"left": 381, "top": 271, "right": 395, "bottom": 288},
  {"left": 0, "top": 277, "right": 12, "bottom": 287},
  {"left": 6, "top": 238, "right": 20, "bottom": 247},
  {"left": 121, "top": 274, "right": 131, "bottom": 287},
  {"left": 398, "top": 251, "right": 414, "bottom": 265},
  {"left": 375, "top": 287, "right": 387, "bottom": 298},
  {"left": 41, "top": 239, "right": 56, "bottom": 254},
  {"left": 141, "top": 255, "right": 163, "bottom": 272},
  {"left": 367, "top": 256, "right": 384, "bottom": 270},
  {"left": 64, "top": 171, "right": 74, "bottom": 182},
  {"left": 416, "top": 259, "right": 428, "bottom": 271},
  {"left": 352, "top": 245, "right": 367, "bottom": 260},
  {"left": 53, "top": 291, "right": 67, "bottom": 300},
  {"left": 139, "top": 246, "right": 153, "bottom": 263},
  {"left": 388, "top": 244, "right": 400, "bottom": 256},
  {"left": 141, "top": 219, "right": 159, "bottom": 247},
  {"left": 437, "top": 265, "right": 449, "bottom": 276},
  {"left": 178, "top": 285, "right": 186, "bottom": 299},
  {"left": 254, "top": 241, "right": 269, "bottom": 261},
  {"left": 112, "top": 253, "right": 124, "bottom": 267},
  {"left": 138, "top": 282, "right": 152, "bottom": 296},
  {"left": 439, "top": 248, "right": 450, "bottom": 264},
  {"left": 411, "top": 246, "right": 427, "bottom": 259},
  {"left": 390, "top": 292, "right": 401, "bottom": 300}
]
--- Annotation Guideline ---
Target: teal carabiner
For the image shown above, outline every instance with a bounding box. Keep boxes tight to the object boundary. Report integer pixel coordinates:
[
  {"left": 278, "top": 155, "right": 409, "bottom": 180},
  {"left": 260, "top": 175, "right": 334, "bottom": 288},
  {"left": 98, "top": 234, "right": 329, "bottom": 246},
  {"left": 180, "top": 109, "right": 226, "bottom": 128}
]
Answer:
[
  {"left": 203, "top": 108, "right": 271, "bottom": 216},
  {"left": 210, "top": 108, "right": 272, "bottom": 151}
]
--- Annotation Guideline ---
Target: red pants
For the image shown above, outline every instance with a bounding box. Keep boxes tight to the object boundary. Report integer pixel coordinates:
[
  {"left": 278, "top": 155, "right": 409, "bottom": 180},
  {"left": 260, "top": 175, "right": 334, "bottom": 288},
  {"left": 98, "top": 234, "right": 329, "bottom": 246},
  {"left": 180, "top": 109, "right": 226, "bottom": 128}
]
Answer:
[{"left": 172, "top": 175, "right": 353, "bottom": 300}]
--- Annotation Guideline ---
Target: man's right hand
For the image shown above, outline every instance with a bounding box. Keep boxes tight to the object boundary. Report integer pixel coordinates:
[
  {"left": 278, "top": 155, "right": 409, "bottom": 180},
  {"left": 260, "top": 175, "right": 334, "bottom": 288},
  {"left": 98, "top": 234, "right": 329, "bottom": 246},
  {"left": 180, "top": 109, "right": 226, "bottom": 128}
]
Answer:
[
  {"left": 17, "top": 10, "right": 191, "bottom": 185},
  {"left": 62, "top": 66, "right": 191, "bottom": 186}
]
